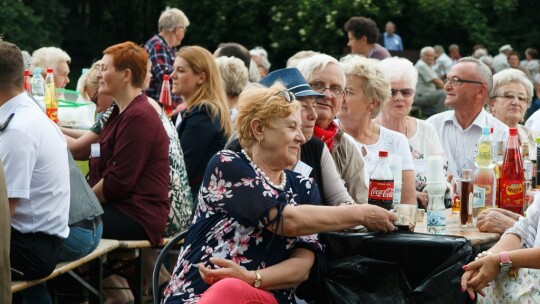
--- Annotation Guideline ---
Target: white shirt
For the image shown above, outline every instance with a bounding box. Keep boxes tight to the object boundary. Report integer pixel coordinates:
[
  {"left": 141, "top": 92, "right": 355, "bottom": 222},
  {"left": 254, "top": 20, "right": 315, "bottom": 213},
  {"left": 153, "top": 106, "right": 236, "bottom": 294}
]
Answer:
[
  {"left": 525, "top": 108, "right": 540, "bottom": 133},
  {"left": 0, "top": 92, "right": 70, "bottom": 238},
  {"left": 427, "top": 109, "right": 508, "bottom": 178},
  {"left": 434, "top": 53, "right": 454, "bottom": 78},
  {"left": 345, "top": 126, "right": 414, "bottom": 182}
]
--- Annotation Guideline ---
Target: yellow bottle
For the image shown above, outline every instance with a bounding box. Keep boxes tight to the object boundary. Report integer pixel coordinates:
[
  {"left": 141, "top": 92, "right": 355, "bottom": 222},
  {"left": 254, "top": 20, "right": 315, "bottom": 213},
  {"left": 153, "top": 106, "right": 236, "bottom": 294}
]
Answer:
[{"left": 44, "top": 68, "right": 58, "bottom": 123}]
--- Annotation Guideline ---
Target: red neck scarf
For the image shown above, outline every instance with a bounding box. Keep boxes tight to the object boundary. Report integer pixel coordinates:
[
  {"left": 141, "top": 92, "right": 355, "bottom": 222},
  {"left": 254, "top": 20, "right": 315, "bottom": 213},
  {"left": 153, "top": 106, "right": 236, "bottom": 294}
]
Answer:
[{"left": 313, "top": 122, "right": 339, "bottom": 151}]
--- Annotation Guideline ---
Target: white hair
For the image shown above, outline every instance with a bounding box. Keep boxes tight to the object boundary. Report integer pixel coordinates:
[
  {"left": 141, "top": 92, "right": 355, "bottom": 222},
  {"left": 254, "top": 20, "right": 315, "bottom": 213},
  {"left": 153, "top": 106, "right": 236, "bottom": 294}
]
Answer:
[
  {"left": 491, "top": 68, "right": 534, "bottom": 106},
  {"left": 215, "top": 56, "right": 248, "bottom": 96},
  {"left": 250, "top": 46, "right": 271, "bottom": 70},
  {"left": 296, "top": 53, "right": 345, "bottom": 86},
  {"left": 158, "top": 7, "right": 190, "bottom": 32},
  {"left": 31, "top": 47, "right": 71, "bottom": 71},
  {"left": 380, "top": 57, "right": 418, "bottom": 88}
]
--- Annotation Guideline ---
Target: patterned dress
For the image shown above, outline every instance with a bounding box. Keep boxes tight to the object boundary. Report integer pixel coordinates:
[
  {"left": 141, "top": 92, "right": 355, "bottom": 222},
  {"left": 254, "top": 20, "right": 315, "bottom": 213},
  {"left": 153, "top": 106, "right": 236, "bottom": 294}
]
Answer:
[{"left": 164, "top": 150, "right": 322, "bottom": 304}]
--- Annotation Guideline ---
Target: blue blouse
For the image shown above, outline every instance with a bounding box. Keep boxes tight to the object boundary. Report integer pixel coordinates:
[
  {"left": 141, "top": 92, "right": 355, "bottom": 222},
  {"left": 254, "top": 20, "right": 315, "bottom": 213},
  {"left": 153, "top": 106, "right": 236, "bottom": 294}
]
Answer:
[{"left": 164, "top": 150, "right": 322, "bottom": 304}]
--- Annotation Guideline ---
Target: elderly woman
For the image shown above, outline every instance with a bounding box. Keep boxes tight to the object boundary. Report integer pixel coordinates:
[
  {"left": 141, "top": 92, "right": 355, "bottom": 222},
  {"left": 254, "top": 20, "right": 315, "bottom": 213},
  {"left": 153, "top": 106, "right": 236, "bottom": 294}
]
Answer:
[
  {"left": 163, "top": 83, "right": 396, "bottom": 304},
  {"left": 296, "top": 54, "right": 369, "bottom": 204},
  {"left": 489, "top": 68, "right": 540, "bottom": 153},
  {"left": 461, "top": 193, "right": 540, "bottom": 302},
  {"left": 215, "top": 56, "right": 248, "bottom": 121},
  {"left": 337, "top": 55, "right": 416, "bottom": 206},
  {"left": 250, "top": 46, "right": 271, "bottom": 78},
  {"left": 378, "top": 57, "right": 447, "bottom": 208},
  {"left": 173, "top": 46, "right": 234, "bottom": 202}
]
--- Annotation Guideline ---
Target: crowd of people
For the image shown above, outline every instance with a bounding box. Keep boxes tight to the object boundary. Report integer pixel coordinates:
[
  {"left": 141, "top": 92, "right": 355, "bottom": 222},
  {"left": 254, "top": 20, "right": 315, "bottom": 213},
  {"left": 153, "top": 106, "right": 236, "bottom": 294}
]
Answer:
[{"left": 2, "top": 8, "right": 540, "bottom": 304}]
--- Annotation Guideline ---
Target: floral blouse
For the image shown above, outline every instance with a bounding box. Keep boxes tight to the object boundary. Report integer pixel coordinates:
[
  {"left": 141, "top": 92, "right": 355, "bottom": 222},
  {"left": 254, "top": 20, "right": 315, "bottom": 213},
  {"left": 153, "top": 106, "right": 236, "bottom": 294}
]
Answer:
[{"left": 163, "top": 150, "right": 322, "bottom": 304}]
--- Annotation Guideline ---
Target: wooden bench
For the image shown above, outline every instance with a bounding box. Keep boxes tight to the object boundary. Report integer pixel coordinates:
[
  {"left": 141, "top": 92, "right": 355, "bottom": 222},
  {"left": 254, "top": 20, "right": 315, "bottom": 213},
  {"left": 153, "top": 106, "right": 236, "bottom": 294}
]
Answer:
[
  {"left": 11, "top": 239, "right": 119, "bottom": 303},
  {"left": 105, "top": 237, "right": 173, "bottom": 303}
]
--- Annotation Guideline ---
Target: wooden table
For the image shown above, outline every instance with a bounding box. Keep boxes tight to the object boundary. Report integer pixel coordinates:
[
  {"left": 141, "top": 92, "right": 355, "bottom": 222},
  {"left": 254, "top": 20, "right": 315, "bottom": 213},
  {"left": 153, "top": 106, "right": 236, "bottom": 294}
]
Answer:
[{"left": 415, "top": 209, "right": 501, "bottom": 247}]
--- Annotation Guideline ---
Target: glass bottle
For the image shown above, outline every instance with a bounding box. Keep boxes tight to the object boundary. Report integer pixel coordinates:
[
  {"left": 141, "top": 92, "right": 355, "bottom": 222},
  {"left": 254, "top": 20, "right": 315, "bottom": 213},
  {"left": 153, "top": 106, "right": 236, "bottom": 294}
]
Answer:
[
  {"left": 460, "top": 169, "right": 473, "bottom": 226},
  {"left": 472, "top": 128, "right": 495, "bottom": 221},
  {"left": 499, "top": 128, "right": 524, "bottom": 214},
  {"left": 160, "top": 75, "right": 173, "bottom": 116},
  {"left": 44, "top": 68, "right": 58, "bottom": 123}
]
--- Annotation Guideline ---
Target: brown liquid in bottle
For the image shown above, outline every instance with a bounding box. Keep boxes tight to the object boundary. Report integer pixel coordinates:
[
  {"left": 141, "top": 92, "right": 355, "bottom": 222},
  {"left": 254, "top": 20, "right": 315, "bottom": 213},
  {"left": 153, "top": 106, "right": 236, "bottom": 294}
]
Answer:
[{"left": 460, "top": 169, "right": 473, "bottom": 226}]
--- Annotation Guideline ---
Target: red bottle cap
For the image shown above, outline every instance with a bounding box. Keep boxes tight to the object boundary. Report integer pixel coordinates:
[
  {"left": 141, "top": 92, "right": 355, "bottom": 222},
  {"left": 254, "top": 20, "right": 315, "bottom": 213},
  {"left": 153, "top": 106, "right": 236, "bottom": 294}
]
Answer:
[
  {"left": 24, "top": 70, "right": 30, "bottom": 76},
  {"left": 47, "top": 68, "right": 53, "bottom": 73},
  {"left": 509, "top": 128, "right": 517, "bottom": 136},
  {"left": 490, "top": 127, "right": 493, "bottom": 134},
  {"left": 379, "top": 151, "right": 388, "bottom": 157},
  {"left": 164, "top": 75, "right": 170, "bottom": 81}
]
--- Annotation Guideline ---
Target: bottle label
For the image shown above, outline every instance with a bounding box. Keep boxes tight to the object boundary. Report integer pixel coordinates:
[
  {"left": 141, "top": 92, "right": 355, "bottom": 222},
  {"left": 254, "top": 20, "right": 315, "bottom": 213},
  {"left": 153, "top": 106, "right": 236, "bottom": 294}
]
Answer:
[
  {"left": 500, "top": 181, "right": 524, "bottom": 208},
  {"left": 368, "top": 180, "right": 394, "bottom": 201},
  {"left": 472, "top": 185, "right": 486, "bottom": 209},
  {"left": 392, "top": 183, "right": 402, "bottom": 205},
  {"left": 427, "top": 209, "right": 446, "bottom": 227}
]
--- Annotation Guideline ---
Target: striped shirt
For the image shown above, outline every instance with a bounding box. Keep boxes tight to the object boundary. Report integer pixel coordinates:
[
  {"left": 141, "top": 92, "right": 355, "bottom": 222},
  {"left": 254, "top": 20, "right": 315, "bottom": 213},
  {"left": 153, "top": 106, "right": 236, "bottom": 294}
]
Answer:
[
  {"left": 504, "top": 191, "right": 540, "bottom": 248},
  {"left": 427, "top": 109, "right": 508, "bottom": 178}
]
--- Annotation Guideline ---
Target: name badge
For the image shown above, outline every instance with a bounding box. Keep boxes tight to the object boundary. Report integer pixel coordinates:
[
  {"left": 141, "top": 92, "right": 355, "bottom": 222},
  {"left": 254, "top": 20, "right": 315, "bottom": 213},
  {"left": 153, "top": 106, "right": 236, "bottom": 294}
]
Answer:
[
  {"left": 91, "top": 143, "right": 100, "bottom": 158},
  {"left": 293, "top": 160, "right": 313, "bottom": 177}
]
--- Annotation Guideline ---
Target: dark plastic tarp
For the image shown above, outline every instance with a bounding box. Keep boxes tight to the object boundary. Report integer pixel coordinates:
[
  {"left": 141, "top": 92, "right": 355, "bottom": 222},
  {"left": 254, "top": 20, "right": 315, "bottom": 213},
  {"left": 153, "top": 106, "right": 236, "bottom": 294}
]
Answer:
[{"left": 315, "top": 232, "right": 474, "bottom": 304}]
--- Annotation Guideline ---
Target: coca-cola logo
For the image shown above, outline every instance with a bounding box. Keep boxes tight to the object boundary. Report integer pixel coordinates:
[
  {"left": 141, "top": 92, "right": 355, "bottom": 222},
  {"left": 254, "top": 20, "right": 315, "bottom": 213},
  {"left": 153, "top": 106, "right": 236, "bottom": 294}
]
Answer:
[{"left": 369, "top": 186, "right": 394, "bottom": 198}]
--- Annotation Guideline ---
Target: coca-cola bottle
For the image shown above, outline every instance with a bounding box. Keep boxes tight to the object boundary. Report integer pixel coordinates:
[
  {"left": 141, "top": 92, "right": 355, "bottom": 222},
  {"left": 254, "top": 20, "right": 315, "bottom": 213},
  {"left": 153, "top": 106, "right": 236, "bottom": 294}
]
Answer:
[
  {"left": 500, "top": 128, "right": 525, "bottom": 214},
  {"left": 368, "top": 151, "right": 394, "bottom": 210}
]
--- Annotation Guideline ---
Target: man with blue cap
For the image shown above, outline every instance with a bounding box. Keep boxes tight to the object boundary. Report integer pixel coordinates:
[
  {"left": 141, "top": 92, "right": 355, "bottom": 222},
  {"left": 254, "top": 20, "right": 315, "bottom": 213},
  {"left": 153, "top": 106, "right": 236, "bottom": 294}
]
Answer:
[{"left": 260, "top": 68, "right": 355, "bottom": 207}]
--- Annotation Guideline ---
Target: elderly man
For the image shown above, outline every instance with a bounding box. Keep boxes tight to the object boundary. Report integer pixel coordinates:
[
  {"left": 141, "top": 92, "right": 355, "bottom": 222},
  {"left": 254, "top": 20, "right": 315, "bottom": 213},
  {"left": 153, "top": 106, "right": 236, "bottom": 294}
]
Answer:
[
  {"left": 433, "top": 45, "right": 453, "bottom": 79},
  {"left": 492, "top": 44, "right": 513, "bottom": 73},
  {"left": 144, "top": 7, "right": 189, "bottom": 107},
  {"left": 380, "top": 21, "right": 403, "bottom": 51},
  {"left": 344, "top": 16, "right": 390, "bottom": 60},
  {"left": 31, "top": 46, "right": 71, "bottom": 89},
  {"left": 1, "top": 41, "right": 70, "bottom": 303},
  {"left": 414, "top": 46, "right": 447, "bottom": 117},
  {"left": 427, "top": 57, "right": 508, "bottom": 179},
  {"left": 250, "top": 46, "right": 271, "bottom": 78},
  {"left": 449, "top": 44, "right": 461, "bottom": 64}
]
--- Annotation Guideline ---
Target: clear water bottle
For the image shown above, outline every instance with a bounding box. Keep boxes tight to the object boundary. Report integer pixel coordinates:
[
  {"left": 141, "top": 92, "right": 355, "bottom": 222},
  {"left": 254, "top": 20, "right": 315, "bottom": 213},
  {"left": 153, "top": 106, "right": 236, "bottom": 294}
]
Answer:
[
  {"left": 426, "top": 155, "right": 446, "bottom": 234},
  {"left": 31, "top": 67, "right": 46, "bottom": 111},
  {"left": 389, "top": 155, "right": 402, "bottom": 207}
]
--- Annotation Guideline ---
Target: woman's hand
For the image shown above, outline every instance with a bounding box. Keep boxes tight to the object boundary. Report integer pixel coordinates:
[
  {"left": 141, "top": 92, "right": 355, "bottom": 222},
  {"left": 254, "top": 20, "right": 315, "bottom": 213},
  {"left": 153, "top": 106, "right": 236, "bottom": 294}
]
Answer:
[
  {"left": 198, "top": 257, "right": 254, "bottom": 285},
  {"left": 460, "top": 254, "right": 500, "bottom": 300},
  {"left": 360, "top": 204, "right": 397, "bottom": 233}
]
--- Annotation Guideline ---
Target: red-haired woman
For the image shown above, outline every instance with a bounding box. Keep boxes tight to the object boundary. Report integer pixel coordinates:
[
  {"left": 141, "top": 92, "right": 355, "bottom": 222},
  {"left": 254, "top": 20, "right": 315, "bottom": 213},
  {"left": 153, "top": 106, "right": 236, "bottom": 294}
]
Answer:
[{"left": 90, "top": 41, "right": 170, "bottom": 245}]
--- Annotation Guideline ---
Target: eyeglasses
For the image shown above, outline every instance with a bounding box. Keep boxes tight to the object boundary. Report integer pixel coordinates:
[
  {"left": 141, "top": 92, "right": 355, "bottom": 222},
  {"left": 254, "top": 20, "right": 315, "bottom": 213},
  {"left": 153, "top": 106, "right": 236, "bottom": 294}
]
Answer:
[
  {"left": 0, "top": 113, "right": 15, "bottom": 132},
  {"left": 391, "top": 88, "right": 415, "bottom": 97},
  {"left": 275, "top": 89, "right": 296, "bottom": 102},
  {"left": 491, "top": 92, "right": 529, "bottom": 104},
  {"left": 309, "top": 81, "right": 344, "bottom": 96},
  {"left": 445, "top": 76, "right": 484, "bottom": 86}
]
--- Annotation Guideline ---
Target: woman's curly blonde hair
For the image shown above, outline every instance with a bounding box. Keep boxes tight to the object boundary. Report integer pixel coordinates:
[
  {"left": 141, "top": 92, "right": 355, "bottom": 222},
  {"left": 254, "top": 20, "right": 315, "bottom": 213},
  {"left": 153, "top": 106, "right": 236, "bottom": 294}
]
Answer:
[{"left": 236, "top": 83, "right": 301, "bottom": 149}]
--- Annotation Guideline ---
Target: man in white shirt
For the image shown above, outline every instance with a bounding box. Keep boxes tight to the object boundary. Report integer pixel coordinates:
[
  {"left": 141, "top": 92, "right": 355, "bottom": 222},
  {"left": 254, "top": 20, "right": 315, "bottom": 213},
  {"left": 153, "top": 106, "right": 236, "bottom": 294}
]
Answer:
[
  {"left": 433, "top": 45, "right": 453, "bottom": 79},
  {"left": 0, "top": 41, "right": 70, "bottom": 302},
  {"left": 427, "top": 57, "right": 508, "bottom": 178},
  {"left": 492, "top": 44, "right": 512, "bottom": 73}
]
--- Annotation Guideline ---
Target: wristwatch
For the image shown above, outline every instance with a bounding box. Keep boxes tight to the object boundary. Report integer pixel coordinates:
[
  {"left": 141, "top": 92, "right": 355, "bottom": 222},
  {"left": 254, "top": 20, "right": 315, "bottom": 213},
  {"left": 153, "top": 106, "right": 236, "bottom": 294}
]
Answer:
[
  {"left": 499, "top": 251, "right": 513, "bottom": 273},
  {"left": 253, "top": 271, "right": 262, "bottom": 288}
]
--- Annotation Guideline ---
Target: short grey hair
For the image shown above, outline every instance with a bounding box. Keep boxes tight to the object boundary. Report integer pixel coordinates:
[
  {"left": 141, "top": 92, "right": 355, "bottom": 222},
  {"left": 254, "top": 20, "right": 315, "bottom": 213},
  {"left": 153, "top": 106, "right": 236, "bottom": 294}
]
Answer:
[
  {"left": 420, "top": 46, "right": 434, "bottom": 57},
  {"left": 248, "top": 59, "right": 261, "bottom": 82},
  {"left": 380, "top": 57, "right": 418, "bottom": 88},
  {"left": 215, "top": 56, "right": 248, "bottom": 96},
  {"left": 449, "top": 44, "right": 459, "bottom": 51},
  {"left": 31, "top": 47, "right": 71, "bottom": 71},
  {"left": 296, "top": 53, "right": 345, "bottom": 87},
  {"left": 458, "top": 56, "right": 493, "bottom": 95},
  {"left": 158, "top": 7, "right": 190, "bottom": 32},
  {"left": 250, "top": 46, "right": 271, "bottom": 70},
  {"left": 286, "top": 50, "right": 319, "bottom": 68},
  {"left": 434, "top": 45, "right": 445, "bottom": 54},
  {"left": 21, "top": 50, "right": 32, "bottom": 70},
  {"left": 491, "top": 68, "right": 534, "bottom": 107},
  {"left": 340, "top": 54, "right": 391, "bottom": 118}
]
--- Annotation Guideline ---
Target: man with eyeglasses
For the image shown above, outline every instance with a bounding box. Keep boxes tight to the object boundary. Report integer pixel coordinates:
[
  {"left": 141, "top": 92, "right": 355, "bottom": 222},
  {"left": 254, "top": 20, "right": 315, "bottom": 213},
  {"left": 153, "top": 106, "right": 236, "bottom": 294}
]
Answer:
[
  {"left": 427, "top": 57, "right": 508, "bottom": 179},
  {"left": 0, "top": 41, "right": 70, "bottom": 303},
  {"left": 414, "top": 46, "right": 447, "bottom": 117}
]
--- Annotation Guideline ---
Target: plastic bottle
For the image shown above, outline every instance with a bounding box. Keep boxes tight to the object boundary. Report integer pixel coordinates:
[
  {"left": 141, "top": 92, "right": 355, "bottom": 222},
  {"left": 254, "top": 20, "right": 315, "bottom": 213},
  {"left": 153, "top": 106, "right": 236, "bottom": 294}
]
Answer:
[
  {"left": 389, "top": 155, "right": 402, "bottom": 207},
  {"left": 160, "top": 75, "right": 173, "bottom": 116},
  {"left": 368, "top": 151, "right": 394, "bottom": 210},
  {"left": 426, "top": 155, "right": 447, "bottom": 234},
  {"left": 44, "top": 68, "right": 59, "bottom": 123},
  {"left": 31, "top": 67, "right": 45, "bottom": 99},
  {"left": 24, "top": 70, "right": 31, "bottom": 93},
  {"left": 500, "top": 128, "right": 525, "bottom": 214},
  {"left": 460, "top": 169, "right": 473, "bottom": 226},
  {"left": 76, "top": 68, "right": 89, "bottom": 93},
  {"left": 472, "top": 128, "right": 495, "bottom": 221}
]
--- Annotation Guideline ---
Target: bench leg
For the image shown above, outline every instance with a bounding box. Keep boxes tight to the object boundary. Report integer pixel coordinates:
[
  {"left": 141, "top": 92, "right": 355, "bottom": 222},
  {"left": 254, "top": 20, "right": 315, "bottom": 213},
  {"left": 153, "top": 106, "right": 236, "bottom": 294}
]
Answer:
[{"left": 133, "top": 249, "right": 144, "bottom": 304}]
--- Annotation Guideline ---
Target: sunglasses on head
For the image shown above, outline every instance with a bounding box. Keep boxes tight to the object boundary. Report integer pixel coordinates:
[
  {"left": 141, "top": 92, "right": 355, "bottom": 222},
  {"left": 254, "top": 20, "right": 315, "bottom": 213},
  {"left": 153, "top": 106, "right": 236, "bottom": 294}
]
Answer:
[{"left": 275, "top": 89, "right": 296, "bottom": 102}]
